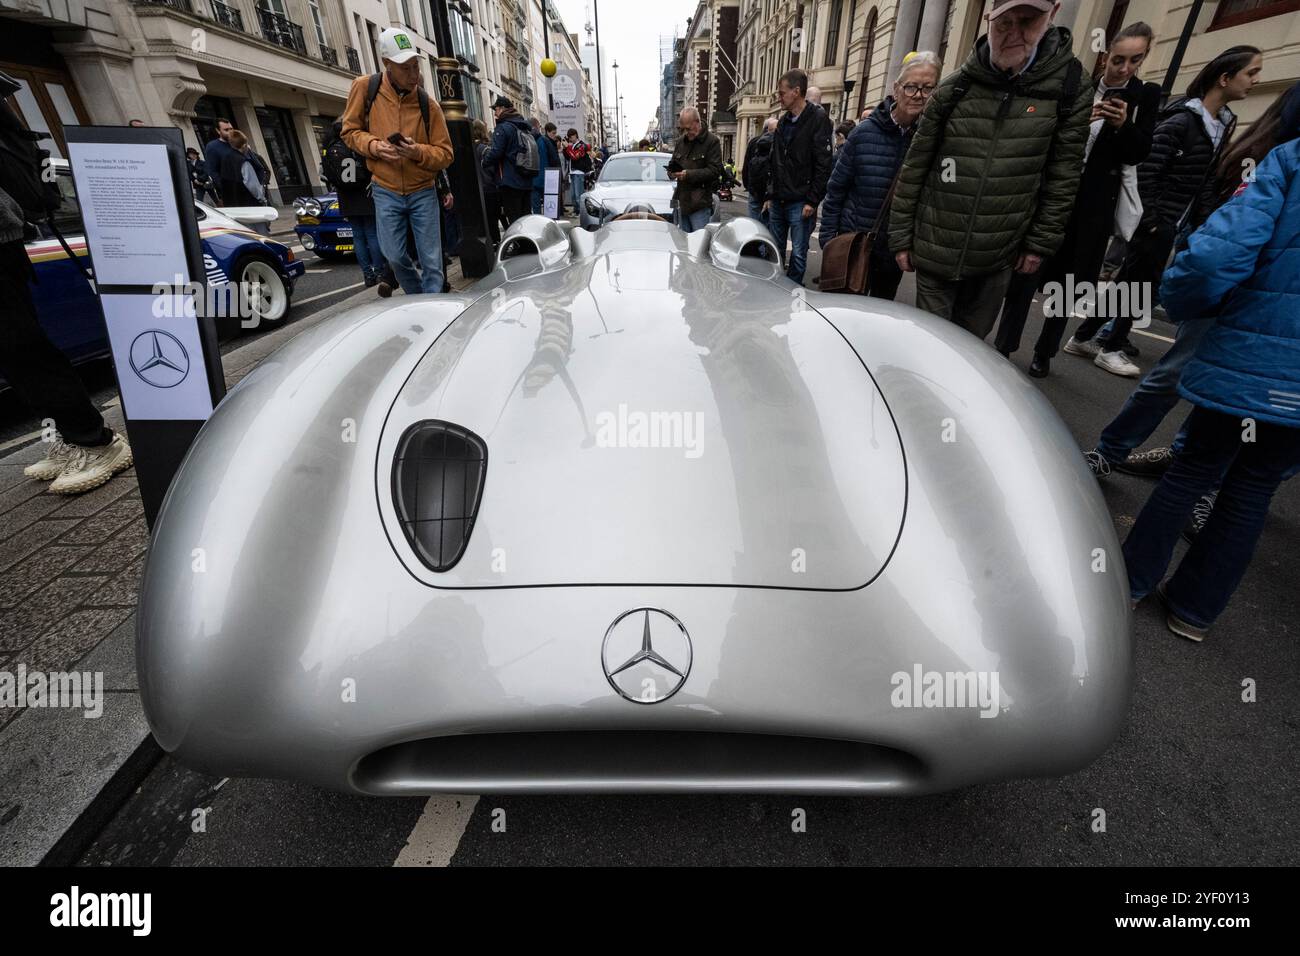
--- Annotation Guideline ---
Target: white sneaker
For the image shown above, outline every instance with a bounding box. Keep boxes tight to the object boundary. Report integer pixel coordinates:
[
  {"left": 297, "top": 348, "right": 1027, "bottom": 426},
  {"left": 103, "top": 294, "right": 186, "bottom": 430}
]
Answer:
[
  {"left": 1094, "top": 350, "right": 1140, "bottom": 378},
  {"left": 23, "top": 437, "right": 78, "bottom": 481},
  {"left": 47, "top": 433, "right": 133, "bottom": 496},
  {"left": 1063, "top": 336, "right": 1101, "bottom": 358}
]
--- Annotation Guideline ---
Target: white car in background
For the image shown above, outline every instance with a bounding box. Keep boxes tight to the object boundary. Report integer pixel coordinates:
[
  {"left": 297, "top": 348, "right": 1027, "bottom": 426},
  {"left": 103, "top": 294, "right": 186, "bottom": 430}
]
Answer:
[{"left": 579, "top": 151, "right": 718, "bottom": 229}]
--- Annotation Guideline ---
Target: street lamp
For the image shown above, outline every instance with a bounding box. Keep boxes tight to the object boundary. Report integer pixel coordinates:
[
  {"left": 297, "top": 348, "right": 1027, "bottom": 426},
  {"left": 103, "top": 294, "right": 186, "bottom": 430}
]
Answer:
[
  {"left": 430, "top": 0, "right": 491, "bottom": 278},
  {"left": 594, "top": 0, "right": 606, "bottom": 152},
  {"left": 612, "top": 59, "right": 620, "bottom": 150},
  {"left": 619, "top": 94, "right": 625, "bottom": 148}
]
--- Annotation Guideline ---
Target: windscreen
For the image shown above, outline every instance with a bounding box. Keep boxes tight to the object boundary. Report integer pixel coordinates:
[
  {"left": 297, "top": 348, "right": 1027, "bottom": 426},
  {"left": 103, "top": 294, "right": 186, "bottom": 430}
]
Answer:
[{"left": 599, "top": 155, "right": 670, "bottom": 182}]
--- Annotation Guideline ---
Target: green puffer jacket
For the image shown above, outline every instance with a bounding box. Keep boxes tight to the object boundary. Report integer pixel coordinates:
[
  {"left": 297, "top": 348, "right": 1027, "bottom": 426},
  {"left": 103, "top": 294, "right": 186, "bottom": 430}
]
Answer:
[{"left": 889, "top": 27, "right": 1094, "bottom": 280}]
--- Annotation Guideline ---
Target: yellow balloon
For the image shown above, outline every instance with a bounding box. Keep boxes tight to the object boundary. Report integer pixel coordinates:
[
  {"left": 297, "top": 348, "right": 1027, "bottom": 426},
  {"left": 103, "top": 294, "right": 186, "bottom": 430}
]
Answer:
[{"left": 541, "top": 58, "right": 557, "bottom": 78}]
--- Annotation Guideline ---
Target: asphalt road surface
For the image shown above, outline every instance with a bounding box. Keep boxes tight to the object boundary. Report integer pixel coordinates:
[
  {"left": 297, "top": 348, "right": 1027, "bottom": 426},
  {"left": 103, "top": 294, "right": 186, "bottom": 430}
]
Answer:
[{"left": 66, "top": 202, "right": 1300, "bottom": 866}]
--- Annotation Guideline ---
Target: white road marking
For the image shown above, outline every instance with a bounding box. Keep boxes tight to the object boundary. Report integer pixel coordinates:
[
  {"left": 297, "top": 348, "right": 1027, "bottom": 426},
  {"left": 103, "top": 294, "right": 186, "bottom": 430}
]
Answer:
[
  {"left": 305, "top": 268, "right": 332, "bottom": 273},
  {"left": 0, "top": 430, "right": 41, "bottom": 453},
  {"left": 295, "top": 281, "right": 366, "bottom": 307},
  {"left": 394, "top": 795, "right": 479, "bottom": 867},
  {"left": 1132, "top": 327, "right": 1175, "bottom": 344}
]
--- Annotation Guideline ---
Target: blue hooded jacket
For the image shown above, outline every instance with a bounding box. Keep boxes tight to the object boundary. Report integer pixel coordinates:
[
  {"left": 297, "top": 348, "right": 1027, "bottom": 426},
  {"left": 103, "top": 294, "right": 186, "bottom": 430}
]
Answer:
[
  {"left": 818, "top": 98, "right": 914, "bottom": 249},
  {"left": 1162, "top": 137, "right": 1300, "bottom": 428},
  {"left": 481, "top": 111, "right": 534, "bottom": 191}
]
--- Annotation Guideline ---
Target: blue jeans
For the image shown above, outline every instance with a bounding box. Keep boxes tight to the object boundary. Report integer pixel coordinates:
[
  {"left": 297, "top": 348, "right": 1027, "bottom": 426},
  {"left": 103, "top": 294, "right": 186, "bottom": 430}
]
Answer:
[
  {"left": 766, "top": 199, "right": 812, "bottom": 284},
  {"left": 569, "top": 171, "right": 586, "bottom": 209},
  {"left": 372, "top": 185, "right": 443, "bottom": 295},
  {"left": 347, "top": 214, "right": 384, "bottom": 283},
  {"left": 1095, "top": 316, "right": 1215, "bottom": 464},
  {"left": 1123, "top": 405, "right": 1300, "bottom": 626},
  {"left": 677, "top": 207, "right": 711, "bottom": 233}
]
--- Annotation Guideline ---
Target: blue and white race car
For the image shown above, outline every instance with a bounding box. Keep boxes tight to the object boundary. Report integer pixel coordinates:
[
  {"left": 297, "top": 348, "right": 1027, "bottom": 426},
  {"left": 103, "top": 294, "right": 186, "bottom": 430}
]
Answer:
[
  {"left": 20, "top": 160, "right": 305, "bottom": 373},
  {"left": 292, "top": 193, "right": 355, "bottom": 258}
]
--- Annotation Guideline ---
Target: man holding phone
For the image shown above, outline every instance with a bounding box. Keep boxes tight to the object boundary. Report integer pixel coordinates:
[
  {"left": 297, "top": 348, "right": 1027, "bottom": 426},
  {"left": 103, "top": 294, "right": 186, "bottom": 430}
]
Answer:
[
  {"left": 668, "top": 106, "right": 723, "bottom": 233},
  {"left": 342, "top": 27, "right": 453, "bottom": 294}
]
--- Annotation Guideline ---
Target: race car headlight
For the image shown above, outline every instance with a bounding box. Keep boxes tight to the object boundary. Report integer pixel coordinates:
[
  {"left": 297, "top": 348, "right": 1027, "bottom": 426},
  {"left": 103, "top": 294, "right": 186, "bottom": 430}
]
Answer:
[
  {"left": 583, "top": 196, "right": 605, "bottom": 218},
  {"left": 302, "top": 198, "right": 322, "bottom": 217},
  {"left": 392, "top": 421, "right": 488, "bottom": 573}
]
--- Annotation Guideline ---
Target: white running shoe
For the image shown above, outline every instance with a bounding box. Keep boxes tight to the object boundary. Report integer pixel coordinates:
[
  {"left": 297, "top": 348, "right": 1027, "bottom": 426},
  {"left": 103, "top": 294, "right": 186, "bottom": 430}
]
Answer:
[
  {"left": 1094, "top": 350, "right": 1140, "bottom": 377},
  {"left": 23, "top": 437, "right": 78, "bottom": 481},
  {"left": 47, "top": 433, "right": 133, "bottom": 496},
  {"left": 1063, "top": 336, "right": 1101, "bottom": 358}
]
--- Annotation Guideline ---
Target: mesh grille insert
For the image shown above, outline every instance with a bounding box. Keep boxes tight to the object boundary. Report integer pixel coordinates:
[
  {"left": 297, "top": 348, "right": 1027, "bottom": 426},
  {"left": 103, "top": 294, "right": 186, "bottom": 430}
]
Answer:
[{"left": 391, "top": 421, "right": 488, "bottom": 573}]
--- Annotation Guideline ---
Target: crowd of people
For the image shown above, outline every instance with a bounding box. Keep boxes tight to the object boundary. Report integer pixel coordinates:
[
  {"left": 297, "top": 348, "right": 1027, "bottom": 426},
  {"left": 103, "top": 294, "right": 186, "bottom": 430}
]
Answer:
[
  {"left": 735, "top": 0, "right": 1296, "bottom": 643},
  {"left": 187, "top": 28, "right": 611, "bottom": 297}
]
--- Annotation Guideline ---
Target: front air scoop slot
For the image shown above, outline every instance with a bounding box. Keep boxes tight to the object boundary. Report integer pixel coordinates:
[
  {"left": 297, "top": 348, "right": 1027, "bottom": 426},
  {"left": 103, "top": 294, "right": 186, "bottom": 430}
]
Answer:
[{"left": 391, "top": 421, "right": 488, "bottom": 573}]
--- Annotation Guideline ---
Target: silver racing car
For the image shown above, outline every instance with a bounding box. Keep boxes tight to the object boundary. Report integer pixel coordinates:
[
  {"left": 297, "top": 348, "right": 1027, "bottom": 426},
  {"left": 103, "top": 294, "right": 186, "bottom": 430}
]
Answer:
[{"left": 137, "top": 214, "right": 1132, "bottom": 795}]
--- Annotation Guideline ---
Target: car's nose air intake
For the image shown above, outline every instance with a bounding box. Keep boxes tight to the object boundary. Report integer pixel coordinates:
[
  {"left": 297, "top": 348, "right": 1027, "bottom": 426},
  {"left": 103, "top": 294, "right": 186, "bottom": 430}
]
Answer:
[{"left": 391, "top": 421, "right": 488, "bottom": 573}]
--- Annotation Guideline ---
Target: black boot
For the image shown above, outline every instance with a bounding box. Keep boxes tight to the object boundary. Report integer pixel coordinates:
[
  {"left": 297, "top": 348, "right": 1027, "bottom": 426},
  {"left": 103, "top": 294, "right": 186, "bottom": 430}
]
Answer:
[{"left": 1028, "top": 352, "right": 1049, "bottom": 378}]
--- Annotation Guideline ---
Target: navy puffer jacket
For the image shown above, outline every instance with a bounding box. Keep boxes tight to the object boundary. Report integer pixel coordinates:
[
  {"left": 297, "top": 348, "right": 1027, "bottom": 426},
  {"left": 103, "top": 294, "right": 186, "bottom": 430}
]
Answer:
[{"left": 819, "top": 98, "right": 914, "bottom": 249}]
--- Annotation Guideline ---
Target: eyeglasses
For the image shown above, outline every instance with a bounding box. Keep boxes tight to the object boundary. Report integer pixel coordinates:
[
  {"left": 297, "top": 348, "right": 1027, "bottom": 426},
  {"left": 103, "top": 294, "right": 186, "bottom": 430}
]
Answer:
[{"left": 901, "top": 83, "right": 936, "bottom": 98}]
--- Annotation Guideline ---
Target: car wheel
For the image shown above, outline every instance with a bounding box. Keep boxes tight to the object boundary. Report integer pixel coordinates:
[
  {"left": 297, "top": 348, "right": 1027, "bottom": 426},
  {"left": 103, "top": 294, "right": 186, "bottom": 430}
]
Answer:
[{"left": 236, "top": 253, "right": 291, "bottom": 330}]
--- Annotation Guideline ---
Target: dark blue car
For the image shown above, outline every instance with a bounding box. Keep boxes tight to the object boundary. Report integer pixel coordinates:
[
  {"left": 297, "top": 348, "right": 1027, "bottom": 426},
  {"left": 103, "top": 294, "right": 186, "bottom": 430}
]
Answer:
[
  {"left": 292, "top": 193, "right": 355, "bottom": 258},
  {"left": 20, "top": 161, "right": 305, "bottom": 373}
]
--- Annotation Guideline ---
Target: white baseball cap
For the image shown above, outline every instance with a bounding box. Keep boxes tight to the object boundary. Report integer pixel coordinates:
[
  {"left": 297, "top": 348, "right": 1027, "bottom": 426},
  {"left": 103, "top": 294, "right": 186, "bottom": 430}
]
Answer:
[{"left": 378, "top": 27, "right": 420, "bottom": 64}]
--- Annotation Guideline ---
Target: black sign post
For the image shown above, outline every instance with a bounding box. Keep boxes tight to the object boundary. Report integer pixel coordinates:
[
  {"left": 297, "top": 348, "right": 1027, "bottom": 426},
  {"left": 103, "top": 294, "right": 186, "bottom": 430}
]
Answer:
[{"left": 63, "top": 125, "right": 226, "bottom": 528}]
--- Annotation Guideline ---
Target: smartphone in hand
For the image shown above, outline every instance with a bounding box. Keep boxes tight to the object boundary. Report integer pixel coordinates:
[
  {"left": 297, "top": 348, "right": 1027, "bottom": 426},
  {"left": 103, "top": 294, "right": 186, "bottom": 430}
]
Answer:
[{"left": 387, "top": 132, "right": 408, "bottom": 146}]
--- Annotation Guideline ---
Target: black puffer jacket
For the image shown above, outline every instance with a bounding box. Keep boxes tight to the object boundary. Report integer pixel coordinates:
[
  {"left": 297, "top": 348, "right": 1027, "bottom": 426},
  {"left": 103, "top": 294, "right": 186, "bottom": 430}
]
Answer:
[
  {"left": 818, "top": 98, "right": 914, "bottom": 248},
  {"left": 768, "top": 101, "right": 833, "bottom": 206},
  {"left": 1137, "top": 96, "right": 1237, "bottom": 230}
]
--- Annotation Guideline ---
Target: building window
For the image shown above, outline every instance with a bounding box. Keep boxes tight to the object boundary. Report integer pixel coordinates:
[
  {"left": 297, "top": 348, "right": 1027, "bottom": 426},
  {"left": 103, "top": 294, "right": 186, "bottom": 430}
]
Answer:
[
  {"left": 1, "top": 63, "right": 90, "bottom": 159},
  {"left": 825, "top": 0, "right": 844, "bottom": 67},
  {"left": 1210, "top": 0, "right": 1300, "bottom": 31},
  {"left": 309, "top": 1, "right": 327, "bottom": 49},
  {"left": 804, "top": 1, "right": 817, "bottom": 65},
  {"left": 857, "top": 9, "right": 878, "bottom": 116}
]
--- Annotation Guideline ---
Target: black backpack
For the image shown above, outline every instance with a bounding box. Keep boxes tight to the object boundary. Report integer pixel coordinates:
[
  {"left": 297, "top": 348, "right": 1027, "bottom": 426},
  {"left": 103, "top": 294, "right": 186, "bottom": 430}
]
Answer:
[
  {"left": 0, "top": 98, "right": 61, "bottom": 220},
  {"left": 747, "top": 133, "right": 773, "bottom": 192},
  {"left": 514, "top": 127, "right": 540, "bottom": 175},
  {"left": 363, "top": 73, "right": 430, "bottom": 139},
  {"left": 323, "top": 138, "right": 371, "bottom": 193}
]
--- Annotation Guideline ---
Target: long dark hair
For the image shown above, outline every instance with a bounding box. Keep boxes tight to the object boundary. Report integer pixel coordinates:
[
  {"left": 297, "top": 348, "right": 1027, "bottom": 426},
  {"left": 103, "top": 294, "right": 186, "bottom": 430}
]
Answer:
[
  {"left": 1186, "top": 46, "right": 1261, "bottom": 100},
  {"left": 1210, "top": 82, "right": 1300, "bottom": 209}
]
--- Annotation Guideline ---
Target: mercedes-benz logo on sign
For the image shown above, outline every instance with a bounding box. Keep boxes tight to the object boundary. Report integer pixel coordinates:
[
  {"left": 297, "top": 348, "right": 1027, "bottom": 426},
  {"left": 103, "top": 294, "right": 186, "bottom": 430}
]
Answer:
[
  {"left": 129, "top": 330, "right": 189, "bottom": 388},
  {"left": 602, "top": 608, "right": 692, "bottom": 704}
]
